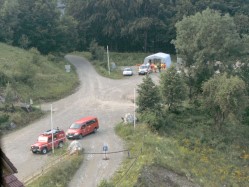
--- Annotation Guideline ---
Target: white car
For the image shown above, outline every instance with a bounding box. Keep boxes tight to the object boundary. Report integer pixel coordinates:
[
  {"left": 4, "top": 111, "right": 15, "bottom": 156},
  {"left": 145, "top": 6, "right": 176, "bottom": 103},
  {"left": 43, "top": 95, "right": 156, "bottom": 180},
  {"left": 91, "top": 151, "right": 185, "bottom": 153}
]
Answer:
[
  {"left": 123, "top": 67, "right": 133, "bottom": 76},
  {"left": 138, "top": 65, "right": 151, "bottom": 75}
]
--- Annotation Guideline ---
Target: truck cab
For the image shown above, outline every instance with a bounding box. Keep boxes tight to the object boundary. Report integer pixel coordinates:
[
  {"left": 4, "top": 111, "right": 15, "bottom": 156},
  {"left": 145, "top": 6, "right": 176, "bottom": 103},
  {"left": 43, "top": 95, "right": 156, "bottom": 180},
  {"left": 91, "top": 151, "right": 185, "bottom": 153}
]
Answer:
[{"left": 31, "top": 128, "right": 66, "bottom": 154}]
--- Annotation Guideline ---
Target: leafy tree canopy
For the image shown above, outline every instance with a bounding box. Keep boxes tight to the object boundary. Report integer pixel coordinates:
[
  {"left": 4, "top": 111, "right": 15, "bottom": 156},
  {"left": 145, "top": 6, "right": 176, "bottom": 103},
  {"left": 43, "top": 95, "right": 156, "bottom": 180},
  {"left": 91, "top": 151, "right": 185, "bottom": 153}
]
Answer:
[
  {"left": 202, "top": 73, "right": 248, "bottom": 129},
  {"left": 173, "top": 8, "right": 243, "bottom": 67}
]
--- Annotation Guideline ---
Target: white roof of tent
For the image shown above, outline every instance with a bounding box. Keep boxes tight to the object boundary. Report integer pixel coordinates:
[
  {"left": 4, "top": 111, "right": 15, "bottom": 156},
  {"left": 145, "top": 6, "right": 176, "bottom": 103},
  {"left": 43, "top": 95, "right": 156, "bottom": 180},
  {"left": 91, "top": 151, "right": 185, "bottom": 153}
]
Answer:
[{"left": 144, "top": 52, "right": 172, "bottom": 68}]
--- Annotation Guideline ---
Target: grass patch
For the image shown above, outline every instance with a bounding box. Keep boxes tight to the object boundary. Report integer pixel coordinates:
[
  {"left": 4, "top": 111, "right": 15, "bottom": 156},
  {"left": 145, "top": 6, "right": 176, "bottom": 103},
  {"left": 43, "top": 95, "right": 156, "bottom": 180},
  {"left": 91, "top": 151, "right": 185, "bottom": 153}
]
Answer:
[
  {"left": 106, "top": 115, "right": 249, "bottom": 187},
  {"left": 0, "top": 43, "right": 79, "bottom": 102},
  {"left": 0, "top": 43, "right": 79, "bottom": 134},
  {"left": 27, "top": 146, "right": 84, "bottom": 187}
]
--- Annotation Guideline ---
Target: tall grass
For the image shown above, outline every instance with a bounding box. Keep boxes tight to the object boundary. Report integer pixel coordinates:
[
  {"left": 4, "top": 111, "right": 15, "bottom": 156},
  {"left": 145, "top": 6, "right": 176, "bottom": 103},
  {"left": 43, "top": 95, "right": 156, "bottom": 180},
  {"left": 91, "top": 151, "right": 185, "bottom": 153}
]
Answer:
[
  {"left": 0, "top": 43, "right": 79, "bottom": 133},
  {"left": 107, "top": 117, "right": 249, "bottom": 187},
  {"left": 0, "top": 43, "right": 79, "bottom": 102},
  {"left": 27, "top": 146, "right": 84, "bottom": 187}
]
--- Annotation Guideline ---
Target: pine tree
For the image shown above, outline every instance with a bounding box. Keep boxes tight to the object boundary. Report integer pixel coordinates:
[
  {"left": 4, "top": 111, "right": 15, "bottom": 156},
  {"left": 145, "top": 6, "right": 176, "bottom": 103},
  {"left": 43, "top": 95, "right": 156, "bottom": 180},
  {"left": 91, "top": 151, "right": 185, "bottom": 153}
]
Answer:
[
  {"left": 136, "top": 75, "right": 161, "bottom": 114},
  {"left": 160, "top": 66, "right": 187, "bottom": 111}
]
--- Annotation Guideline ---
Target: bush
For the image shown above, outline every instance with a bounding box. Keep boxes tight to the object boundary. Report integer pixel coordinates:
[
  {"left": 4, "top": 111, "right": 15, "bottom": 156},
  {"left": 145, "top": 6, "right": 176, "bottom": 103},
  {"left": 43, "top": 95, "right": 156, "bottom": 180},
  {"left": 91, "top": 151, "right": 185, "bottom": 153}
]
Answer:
[
  {"left": 140, "top": 111, "right": 170, "bottom": 132},
  {"left": 242, "top": 106, "right": 249, "bottom": 125},
  {"left": 29, "top": 47, "right": 41, "bottom": 64},
  {"left": 89, "top": 40, "right": 105, "bottom": 61}
]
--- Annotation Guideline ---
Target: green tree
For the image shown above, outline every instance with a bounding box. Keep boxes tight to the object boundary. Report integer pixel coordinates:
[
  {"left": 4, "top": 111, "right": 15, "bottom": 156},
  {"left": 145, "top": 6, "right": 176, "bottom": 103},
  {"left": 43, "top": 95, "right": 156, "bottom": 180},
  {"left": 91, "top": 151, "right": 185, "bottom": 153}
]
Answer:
[
  {"left": 123, "top": 0, "right": 167, "bottom": 52},
  {"left": 89, "top": 40, "right": 105, "bottom": 61},
  {"left": 172, "top": 8, "right": 246, "bottom": 98},
  {"left": 136, "top": 75, "right": 166, "bottom": 131},
  {"left": 234, "top": 58, "right": 249, "bottom": 94},
  {"left": 136, "top": 75, "right": 161, "bottom": 114},
  {"left": 234, "top": 13, "right": 249, "bottom": 36},
  {"left": 0, "top": 0, "right": 19, "bottom": 44},
  {"left": 18, "top": 34, "right": 30, "bottom": 49},
  {"left": 55, "top": 15, "right": 78, "bottom": 53},
  {"left": 14, "top": 0, "right": 77, "bottom": 54},
  {"left": 202, "top": 73, "right": 248, "bottom": 129},
  {"left": 160, "top": 66, "right": 187, "bottom": 111}
]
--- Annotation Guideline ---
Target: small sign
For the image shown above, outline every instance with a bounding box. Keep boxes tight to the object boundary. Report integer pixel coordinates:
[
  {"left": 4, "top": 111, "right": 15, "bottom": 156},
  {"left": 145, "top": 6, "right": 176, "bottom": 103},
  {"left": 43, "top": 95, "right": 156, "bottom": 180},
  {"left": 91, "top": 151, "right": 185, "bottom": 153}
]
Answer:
[
  {"left": 102, "top": 144, "right": 109, "bottom": 160},
  {"left": 65, "top": 65, "right": 71, "bottom": 72},
  {"left": 103, "top": 144, "right": 108, "bottom": 152}
]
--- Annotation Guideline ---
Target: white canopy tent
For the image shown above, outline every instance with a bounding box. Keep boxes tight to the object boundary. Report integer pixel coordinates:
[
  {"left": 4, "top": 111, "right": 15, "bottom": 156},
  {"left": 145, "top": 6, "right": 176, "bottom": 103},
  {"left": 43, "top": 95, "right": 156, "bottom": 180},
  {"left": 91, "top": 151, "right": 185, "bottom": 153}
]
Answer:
[{"left": 144, "top": 52, "right": 172, "bottom": 68}]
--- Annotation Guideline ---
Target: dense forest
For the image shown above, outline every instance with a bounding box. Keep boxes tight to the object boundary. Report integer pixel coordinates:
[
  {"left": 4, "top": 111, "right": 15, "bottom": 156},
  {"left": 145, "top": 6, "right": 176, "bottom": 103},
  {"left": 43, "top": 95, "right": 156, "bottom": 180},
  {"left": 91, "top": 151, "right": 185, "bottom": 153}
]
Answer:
[
  {"left": 1, "top": 0, "right": 249, "bottom": 127},
  {"left": 0, "top": 0, "right": 249, "bottom": 123},
  {"left": 0, "top": 0, "right": 249, "bottom": 54}
]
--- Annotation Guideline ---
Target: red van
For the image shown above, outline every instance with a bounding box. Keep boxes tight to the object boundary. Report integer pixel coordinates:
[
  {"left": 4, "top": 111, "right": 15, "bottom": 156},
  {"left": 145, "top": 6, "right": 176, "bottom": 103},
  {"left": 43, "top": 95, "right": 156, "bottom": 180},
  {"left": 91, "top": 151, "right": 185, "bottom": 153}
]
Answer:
[{"left": 66, "top": 116, "right": 99, "bottom": 139}]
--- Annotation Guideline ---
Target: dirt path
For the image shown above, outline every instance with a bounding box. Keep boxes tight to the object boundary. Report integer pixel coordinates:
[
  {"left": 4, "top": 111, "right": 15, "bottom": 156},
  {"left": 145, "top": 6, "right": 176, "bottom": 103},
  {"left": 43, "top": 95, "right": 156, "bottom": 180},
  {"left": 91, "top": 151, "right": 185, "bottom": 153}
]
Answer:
[{"left": 1, "top": 55, "right": 159, "bottom": 187}]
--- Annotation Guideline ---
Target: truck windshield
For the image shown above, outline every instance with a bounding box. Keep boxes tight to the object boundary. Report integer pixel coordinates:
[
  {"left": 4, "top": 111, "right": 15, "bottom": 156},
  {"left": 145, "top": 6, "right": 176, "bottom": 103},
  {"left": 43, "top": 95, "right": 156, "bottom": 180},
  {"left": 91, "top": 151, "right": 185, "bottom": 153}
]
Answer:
[
  {"left": 70, "top": 123, "right": 81, "bottom": 129},
  {"left": 38, "top": 136, "right": 48, "bottom": 142},
  {"left": 140, "top": 65, "right": 147, "bottom": 69}
]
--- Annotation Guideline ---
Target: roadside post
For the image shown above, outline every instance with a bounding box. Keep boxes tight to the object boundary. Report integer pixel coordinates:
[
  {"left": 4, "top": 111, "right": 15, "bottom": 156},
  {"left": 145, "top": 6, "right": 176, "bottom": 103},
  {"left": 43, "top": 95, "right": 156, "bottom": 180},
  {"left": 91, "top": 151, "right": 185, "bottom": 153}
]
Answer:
[
  {"left": 51, "top": 104, "right": 54, "bottom": 153},
  {"left": 103, "top": 144, "right": 109, "bottom": 160},
  {"left": 107, "top": 46, "right": 110, "bottom": 75},
  {"left": 134, "top": 88, "right": 136, "bottom": 130}
]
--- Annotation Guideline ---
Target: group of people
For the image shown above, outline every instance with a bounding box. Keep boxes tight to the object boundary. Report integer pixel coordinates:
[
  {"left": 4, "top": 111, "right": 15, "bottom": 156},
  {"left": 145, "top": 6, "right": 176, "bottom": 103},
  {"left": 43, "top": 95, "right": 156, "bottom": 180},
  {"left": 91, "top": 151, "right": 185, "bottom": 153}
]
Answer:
[{"left": 149, "top": 60, "right": 166, "bottom": 73}]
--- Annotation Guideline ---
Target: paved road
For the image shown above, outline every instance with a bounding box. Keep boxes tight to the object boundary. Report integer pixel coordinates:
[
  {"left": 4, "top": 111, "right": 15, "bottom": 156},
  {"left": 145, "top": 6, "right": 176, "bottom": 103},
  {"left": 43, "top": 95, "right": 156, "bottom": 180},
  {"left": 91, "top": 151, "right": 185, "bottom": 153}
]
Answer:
[{"left": 1, "top": 55, "right": 160, "bottom": 186}]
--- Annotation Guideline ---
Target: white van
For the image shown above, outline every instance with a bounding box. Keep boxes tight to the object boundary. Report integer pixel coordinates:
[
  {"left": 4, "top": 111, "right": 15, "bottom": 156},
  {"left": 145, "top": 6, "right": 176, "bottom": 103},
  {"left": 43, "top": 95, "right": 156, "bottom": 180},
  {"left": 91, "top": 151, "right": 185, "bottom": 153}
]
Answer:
[{"left": 138, "top": 64, "right": 151, "bottom": 75}]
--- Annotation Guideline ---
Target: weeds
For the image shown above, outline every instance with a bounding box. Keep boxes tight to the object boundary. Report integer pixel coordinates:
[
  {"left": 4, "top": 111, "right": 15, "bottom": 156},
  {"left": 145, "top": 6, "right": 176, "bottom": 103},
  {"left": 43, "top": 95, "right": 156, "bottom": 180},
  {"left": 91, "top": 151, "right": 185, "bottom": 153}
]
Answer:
[
  {"left": 0, "top": 43, "right": 79, "bottom": 133},
  {"left": 27, "top": 145, "right": 84, "bottom": 187},
  {"left": 109, "top": 113, "right": 249, "bottom": 187}
]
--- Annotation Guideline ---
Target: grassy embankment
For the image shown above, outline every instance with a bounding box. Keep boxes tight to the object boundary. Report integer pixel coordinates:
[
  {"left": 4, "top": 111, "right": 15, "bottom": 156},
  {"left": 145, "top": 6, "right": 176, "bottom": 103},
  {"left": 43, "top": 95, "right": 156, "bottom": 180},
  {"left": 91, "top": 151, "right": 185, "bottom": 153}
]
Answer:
[
  {"left": 0, "top": 43, "right": 79, "bottom": 133},
  {"left": 26, "top": 144, "right": 84, "bottom": 187},
  {"left": 102, "top": 107, "right": 249, "bottom": 187},
  {"left": 69, "top": 52, "right": 249, "bottom": 186}
]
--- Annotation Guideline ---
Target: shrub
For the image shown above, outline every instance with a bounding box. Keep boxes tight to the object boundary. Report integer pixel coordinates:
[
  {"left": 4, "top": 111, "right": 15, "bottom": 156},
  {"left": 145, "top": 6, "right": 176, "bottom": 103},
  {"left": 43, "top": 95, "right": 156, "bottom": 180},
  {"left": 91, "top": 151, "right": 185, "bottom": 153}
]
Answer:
[
  {"left": 89, "top": 40, "right": 105, "bottom": 61},
  {"left": 140, "top": 110, "right": 170, "bottom": 132}
]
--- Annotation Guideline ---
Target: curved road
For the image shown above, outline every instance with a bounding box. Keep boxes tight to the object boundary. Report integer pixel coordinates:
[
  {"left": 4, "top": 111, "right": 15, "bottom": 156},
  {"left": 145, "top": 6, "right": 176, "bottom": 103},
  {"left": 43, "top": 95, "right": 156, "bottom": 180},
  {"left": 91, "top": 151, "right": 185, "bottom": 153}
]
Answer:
[{"left": 2, "top": 55, "right": 159, "bottom": 187}]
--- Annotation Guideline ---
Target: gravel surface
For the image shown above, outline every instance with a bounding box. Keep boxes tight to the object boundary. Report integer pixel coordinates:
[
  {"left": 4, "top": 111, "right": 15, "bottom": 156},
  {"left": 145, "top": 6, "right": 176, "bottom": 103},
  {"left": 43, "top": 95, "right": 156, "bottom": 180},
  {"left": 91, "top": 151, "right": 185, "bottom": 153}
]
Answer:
[{"left": 1, "top": 55, "right": 160, "bottom": 187}]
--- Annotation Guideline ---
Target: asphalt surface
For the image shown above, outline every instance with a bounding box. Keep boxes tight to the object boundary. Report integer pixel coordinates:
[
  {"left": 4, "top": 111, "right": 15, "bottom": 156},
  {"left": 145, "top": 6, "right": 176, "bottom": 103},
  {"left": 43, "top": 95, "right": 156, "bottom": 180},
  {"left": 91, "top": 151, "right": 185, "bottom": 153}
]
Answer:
[{"left": 2, "top": 55, "right": 160, "bottom": 187}]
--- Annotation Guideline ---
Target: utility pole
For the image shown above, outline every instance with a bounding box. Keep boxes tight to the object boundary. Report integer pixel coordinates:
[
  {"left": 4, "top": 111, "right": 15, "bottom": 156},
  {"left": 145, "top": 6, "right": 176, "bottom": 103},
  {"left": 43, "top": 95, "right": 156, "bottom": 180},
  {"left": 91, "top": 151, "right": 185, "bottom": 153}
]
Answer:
[
  {"left": 134, "top": 88, "right": 136, "bottom": 129},
  {"left": 51, "top": 104, "right": 54, "bottom": 153},
  {"left": 107, "top": 45, "right": 110, "bottom": 75}
]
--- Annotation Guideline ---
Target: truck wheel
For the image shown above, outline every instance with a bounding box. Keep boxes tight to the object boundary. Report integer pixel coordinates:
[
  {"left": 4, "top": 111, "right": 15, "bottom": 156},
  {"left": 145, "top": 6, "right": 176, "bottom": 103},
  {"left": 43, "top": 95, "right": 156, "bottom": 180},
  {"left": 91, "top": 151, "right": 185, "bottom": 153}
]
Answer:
[
  {"left": 58, "top": 142, "right": 63, "bottom": 148},
  {"left": 42, "top": 148, "right": 48, "bottom": 154},
  {"left": 93, "top": 128, "right": 97, "bottom": 133}
]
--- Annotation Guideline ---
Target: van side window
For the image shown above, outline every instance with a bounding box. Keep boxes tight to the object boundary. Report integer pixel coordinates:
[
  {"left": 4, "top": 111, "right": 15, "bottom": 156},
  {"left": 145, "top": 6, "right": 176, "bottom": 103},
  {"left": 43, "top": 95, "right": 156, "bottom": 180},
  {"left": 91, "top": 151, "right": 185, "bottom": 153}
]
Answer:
[
  {"left": 81, "top": 124, "right": 86, "bottom": 129},
  {"left": 86, "top": 120, "right": 95, "bottom": 126},
  {"left": 86, "top": 121, "right": 91, "bottom": 126}
]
